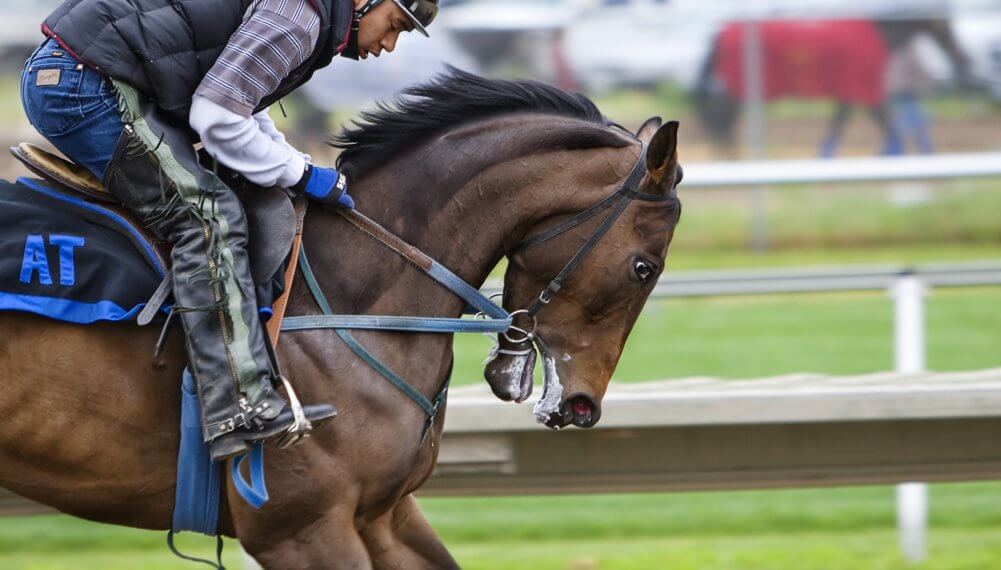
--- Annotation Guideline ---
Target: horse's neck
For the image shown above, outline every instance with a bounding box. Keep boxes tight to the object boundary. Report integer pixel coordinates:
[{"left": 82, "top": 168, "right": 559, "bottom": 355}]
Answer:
[{"left": 295, "top": 126, "right": 612, "bottom": 321}]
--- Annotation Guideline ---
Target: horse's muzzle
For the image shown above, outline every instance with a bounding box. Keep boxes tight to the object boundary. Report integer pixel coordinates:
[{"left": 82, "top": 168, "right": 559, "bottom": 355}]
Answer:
[{"left": 543, "top": 393, "right": 601, "bottom": 429}]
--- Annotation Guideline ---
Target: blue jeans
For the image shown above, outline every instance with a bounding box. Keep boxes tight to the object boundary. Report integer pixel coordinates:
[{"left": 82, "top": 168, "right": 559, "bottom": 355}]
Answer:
[{"left": 21, "top": 39, "right": 125, "bottom": 179}]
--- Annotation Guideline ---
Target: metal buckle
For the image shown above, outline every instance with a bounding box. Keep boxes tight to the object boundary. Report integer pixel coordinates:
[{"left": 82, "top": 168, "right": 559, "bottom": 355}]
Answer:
[
  {"left": 218, "top": 419, "right": 235, "bottom": 435},
  {"left": 501, "top": 309, "right": 537, "bottom": 345},
  {"left": 214, "top": 411, "right": 246, "bottom": 436},
  {"left": 420, "top": 395, "right": 445, "bottom": 446}
]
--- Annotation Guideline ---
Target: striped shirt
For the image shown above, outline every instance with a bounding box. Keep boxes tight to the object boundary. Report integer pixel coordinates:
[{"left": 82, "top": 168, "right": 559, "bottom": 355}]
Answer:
[{"left": 195, "top": 0, "right": 321, "bottom": 117}]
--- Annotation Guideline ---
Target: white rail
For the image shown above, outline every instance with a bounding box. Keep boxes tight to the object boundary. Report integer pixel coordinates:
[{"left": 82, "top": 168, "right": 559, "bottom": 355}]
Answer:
[
  {"left": 481, "top": 260, "right": 1001, "bottom": 299},
  {"left": 681, "top": 152, "right": 1001, "bottom": 188}
]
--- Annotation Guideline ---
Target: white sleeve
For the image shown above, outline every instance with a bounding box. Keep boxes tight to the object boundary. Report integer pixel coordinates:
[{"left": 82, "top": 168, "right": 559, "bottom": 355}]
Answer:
[
  {"left": 189, "top": 95, "right": 307, "bottom": 189},
  {"left": 253, "top": 109, "right": 311, "bottom": 165}
]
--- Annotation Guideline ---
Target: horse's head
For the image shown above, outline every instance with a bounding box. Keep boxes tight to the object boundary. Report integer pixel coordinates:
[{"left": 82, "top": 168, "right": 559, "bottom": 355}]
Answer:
[{"left": 485, "top": 117, "right": 682, "bottom": 429}]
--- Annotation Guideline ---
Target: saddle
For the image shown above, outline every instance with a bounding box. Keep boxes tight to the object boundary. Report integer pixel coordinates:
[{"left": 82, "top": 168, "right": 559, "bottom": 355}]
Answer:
[{"left": 5, "top": 143, "right": 302, "bottom": 326}]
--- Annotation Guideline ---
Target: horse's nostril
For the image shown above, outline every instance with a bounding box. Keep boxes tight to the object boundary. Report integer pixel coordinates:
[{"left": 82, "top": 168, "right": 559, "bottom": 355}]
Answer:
[
  {"left": 568, "top": 394, "right": 599, "bottom": 428},
  {"left": 571, "top": 397, "right": 592, "bottom": 418}
]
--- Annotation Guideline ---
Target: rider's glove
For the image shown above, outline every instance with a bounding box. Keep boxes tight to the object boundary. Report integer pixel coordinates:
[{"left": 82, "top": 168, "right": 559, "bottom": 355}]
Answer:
[{"left": 291, "top": 164, "right": 354, "bottom": 209}]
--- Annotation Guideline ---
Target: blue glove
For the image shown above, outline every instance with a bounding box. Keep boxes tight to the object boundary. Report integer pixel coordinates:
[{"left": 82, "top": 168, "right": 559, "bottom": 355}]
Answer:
[{"left": 293, "top": 165, "right": 354, "bottom": 209}]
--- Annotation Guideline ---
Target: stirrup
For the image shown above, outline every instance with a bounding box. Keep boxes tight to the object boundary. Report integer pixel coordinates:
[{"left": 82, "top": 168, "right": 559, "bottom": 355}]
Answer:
[{"left": 275, "top": 375, "right": 313, "bottom": 448}]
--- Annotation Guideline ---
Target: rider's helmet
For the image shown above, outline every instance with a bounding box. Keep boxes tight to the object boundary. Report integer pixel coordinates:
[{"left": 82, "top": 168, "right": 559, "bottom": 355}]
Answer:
[{"left": 355, "top": 0, "right": 440, "bottom": 37}]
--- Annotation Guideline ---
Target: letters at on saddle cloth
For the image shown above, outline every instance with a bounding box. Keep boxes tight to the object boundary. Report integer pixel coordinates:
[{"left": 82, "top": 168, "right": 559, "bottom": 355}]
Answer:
[{"left": 0, "top": 178, "right": 165, "bottom": 323}]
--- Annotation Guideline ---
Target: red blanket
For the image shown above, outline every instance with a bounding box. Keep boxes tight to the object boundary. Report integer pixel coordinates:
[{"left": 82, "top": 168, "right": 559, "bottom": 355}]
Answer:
[{"left": 715, "top": 20, "right": 888, "bottom": 106}]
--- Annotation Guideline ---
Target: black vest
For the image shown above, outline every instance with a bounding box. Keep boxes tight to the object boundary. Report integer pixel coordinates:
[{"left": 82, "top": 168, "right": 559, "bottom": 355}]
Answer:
[{"left": 43, "top": 0, "right": 353, "bottom": 127}]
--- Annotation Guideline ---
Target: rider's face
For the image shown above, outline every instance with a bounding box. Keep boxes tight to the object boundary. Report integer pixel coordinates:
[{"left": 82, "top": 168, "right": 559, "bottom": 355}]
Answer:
[{"left": 353, "top": 0, "right": 414, "bottom": 60}]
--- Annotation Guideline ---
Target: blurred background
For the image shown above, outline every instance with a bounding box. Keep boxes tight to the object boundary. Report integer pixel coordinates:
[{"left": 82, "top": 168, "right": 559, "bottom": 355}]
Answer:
[{"left": 1, "top": 0, "right": 1000, "bottom": 568}]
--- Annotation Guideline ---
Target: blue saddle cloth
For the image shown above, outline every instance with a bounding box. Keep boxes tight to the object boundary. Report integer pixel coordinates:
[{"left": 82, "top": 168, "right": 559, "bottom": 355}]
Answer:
[
  {"left": 0, "top": 177, "right": 273, "bottom": 536},
  {"left": 0, "top": 177, "right": 167, "bottom": 322}
]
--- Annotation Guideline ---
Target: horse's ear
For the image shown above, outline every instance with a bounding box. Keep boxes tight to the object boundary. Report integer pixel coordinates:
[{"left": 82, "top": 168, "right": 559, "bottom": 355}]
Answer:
[
  {"left": 636, "top": 116, "right": 663, "bottom": 142},
  {"left": 646, "top": 120, "right": 679, "bottom": 176}
]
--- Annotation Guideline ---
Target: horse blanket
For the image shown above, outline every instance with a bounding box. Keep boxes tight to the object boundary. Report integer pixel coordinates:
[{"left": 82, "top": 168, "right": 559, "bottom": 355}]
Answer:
[
  {"left": 714, "top": 20, "right": 888, "bottom": 106},
  {"left": 0, "top": 177, "right": 166, "bottom": 323}
]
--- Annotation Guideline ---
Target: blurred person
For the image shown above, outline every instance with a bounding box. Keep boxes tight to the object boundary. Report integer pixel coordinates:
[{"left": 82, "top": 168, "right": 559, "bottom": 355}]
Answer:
[
  {"left": 882, "top": 19, "right": 975, "bottom": 154},
  {"left": 20, "top": 0, "right": 438, "bottom": 461}
]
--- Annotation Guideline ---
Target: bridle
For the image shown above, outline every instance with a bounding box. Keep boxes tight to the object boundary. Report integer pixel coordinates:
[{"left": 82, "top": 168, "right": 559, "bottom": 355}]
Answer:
[
  {"left": 281, "top": 136, "right": 678, "bottom": 439},
  {"left": 499, "top": 139, "right": 676, "bottom": 345}
]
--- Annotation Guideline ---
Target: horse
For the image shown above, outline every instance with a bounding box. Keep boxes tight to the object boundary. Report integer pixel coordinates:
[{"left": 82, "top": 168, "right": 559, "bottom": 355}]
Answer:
[
  {"left": 693, "top": 18, "right": 973, "bottom": 157},
  {"left": 0, "top": 69, "right": 682, "bottom": 568}
]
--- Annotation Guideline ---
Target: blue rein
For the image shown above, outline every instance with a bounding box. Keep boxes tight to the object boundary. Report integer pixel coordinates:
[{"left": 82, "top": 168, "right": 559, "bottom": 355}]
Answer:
[{"left": 281, "top": 209, "right": 511, "bottom": 425}]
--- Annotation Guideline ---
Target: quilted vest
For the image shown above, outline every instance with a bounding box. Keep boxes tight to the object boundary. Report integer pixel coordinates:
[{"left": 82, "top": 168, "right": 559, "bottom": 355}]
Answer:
[{"left": 43, "top": 0, "right": 354, "bottom": 127}]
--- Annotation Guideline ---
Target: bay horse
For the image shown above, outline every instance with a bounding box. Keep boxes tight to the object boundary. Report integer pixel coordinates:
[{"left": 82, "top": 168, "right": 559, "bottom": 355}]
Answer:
[{"left": 0, "top": 69, "right": 682, "bottom": 568}]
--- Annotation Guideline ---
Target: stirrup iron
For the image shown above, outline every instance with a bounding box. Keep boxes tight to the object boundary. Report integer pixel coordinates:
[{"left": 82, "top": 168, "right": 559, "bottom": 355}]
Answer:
[{"left": 276, "top": 375, "right": 313, "bottom": 448}]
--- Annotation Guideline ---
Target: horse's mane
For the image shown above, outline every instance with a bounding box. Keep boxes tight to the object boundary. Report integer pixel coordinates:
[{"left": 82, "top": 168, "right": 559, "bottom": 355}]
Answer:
[{"left": 332, "top": 66, "right": 624, "bottom": 176}]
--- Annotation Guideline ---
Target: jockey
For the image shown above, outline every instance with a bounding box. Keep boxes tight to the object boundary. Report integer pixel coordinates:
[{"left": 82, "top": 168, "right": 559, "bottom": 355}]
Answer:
[{"left": 21, "top": 0, "right": 438, "bottom": 460}]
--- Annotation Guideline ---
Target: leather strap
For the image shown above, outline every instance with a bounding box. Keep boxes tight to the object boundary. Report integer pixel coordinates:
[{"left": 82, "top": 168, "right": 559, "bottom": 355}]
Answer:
[
  {"left": 294, "top": 245, "right": 439, "bottom": 418},
  {"left": 266, "top": 195, "right": 309, "bottom": 346}
]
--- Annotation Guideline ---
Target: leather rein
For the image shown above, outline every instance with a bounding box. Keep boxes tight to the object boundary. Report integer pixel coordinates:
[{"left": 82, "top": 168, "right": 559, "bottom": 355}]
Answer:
[{"left": 279, "top": 139, "right": 670, "bottom": 439}]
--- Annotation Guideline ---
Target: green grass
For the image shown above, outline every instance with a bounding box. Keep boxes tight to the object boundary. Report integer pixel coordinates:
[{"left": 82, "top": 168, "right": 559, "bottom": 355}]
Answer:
[
  {"left": 447, "top": 531, "right": 1001, "bottom": 570},
  {"left": 4, "top": 482, "right": 1001, "bottom": 568},
  {"left": 422, "top": 483, "right": 1001, "bottom": 543},
  {"left": 452, "top": 286, "right": 1001, "bottom": 385},
  {"left": 671, "top": 180, "right": 1001, "bottom": 253},
  {"left": 0, "top": 74, "right": 24, "bottom": 129},
  {"left": 427, "top": 483, "right": 1001, "bottom": 569},
  {"left": 0, "top": 517, "right": 243, "bottom": 569}
]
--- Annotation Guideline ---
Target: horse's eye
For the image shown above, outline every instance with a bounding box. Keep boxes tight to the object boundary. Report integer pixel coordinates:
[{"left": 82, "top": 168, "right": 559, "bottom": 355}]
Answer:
[{"left": 633, "top": 259, "right": 656, "bottom": 282}]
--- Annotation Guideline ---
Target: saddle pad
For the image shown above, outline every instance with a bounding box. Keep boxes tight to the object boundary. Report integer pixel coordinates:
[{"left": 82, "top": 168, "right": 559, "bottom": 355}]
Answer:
[{"left": 0, "top": 177, "right": 166, "bottom": 323}]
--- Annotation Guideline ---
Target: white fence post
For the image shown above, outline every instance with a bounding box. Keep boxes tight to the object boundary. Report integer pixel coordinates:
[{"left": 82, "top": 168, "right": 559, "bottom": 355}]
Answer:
[
  {"left": 891, "top": 274, "right": 928, "bottom": 563},
  {"left": 741, "top": 4, "right": 769, "bottom": 252}
]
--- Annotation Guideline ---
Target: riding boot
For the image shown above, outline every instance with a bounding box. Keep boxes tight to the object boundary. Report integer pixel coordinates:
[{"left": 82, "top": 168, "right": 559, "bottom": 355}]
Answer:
[{"left": 103, "top": 81, "right": 335, "bottom": 461}]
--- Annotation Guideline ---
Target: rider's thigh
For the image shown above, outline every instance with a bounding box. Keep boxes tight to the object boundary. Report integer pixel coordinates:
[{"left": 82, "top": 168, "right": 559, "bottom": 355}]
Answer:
[{"left": 62, "top": 96, "right": 125, "bottom": 179}]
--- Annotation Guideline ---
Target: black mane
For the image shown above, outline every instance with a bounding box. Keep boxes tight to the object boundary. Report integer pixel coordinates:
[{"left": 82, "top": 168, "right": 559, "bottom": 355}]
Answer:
[{"left": 332, "top": 66, "right": 615, "bottom": 175}]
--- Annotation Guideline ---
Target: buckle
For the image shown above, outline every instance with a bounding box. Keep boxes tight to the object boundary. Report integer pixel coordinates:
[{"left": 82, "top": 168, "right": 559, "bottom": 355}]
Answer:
[{"left": 213, "top": 412, "right": 246, "bottom": 436}]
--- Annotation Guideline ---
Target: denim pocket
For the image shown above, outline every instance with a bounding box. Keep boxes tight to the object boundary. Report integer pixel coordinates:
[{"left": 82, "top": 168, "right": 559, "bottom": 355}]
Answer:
[
  {"left": 21, "top": 55, "right": 87, "bottom": 137},
  {"left": 78, "top": 65, "right": 117, "bottom": 116}
]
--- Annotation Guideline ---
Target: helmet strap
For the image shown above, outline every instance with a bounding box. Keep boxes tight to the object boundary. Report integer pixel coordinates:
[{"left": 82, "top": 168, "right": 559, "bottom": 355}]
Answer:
[
  {"left": 340, "top": 15, "right": 362, "bottom": 60},
  {"left": 341, "top": 0, "right": 384, "bottom": 60}
]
